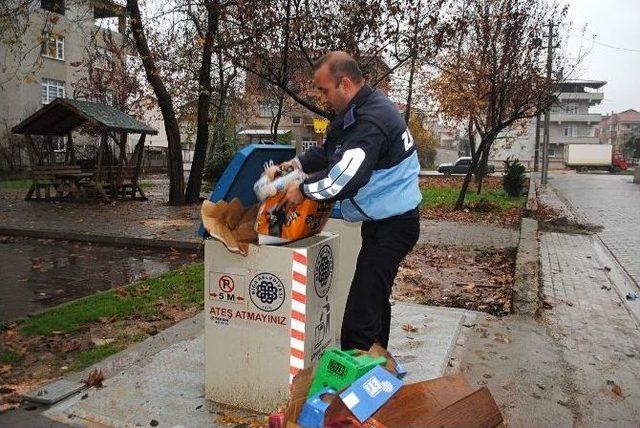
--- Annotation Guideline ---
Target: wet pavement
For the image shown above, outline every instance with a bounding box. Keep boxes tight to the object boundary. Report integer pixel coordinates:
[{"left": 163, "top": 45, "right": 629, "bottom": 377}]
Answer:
[
  {"left": 0, "top": 175, "right": 201, "bottom": 246},
  {"left": 0, "top": 235, "right": 201, "bottom": 322}
]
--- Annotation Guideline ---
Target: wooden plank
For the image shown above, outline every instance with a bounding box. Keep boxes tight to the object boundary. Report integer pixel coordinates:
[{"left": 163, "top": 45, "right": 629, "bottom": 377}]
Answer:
[
  {"left": 412, "top": 387, "right": 503, "bottom": 428},
  {"left": 373, "top": 374, "right": 474, "bottom": 424}
]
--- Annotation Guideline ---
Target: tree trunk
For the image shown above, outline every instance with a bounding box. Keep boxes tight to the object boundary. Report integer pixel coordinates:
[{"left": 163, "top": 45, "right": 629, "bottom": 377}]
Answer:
[
  {"left": 270, "top": 92, "right": 285, "bottom": 143},
  {"left": 127, "top": 0, "right": 185, "bottom": 205},
  {"left": 403, "top": 3, "right": 421, "bottom": 124},
  {"left": 185, "top": 2, "right": 218, "bottom": 203},
  {"left": 454, "top": 136, "right": 493, "bottom": 210},
  {"left": 467, "top": 117, "right": 476, "bottom": 158},
  {"left": 476, "top": 147, "right": 490, "bottom": 195},
  {"left": 404, "top": 54, "right": 416, "bottom": 124}
]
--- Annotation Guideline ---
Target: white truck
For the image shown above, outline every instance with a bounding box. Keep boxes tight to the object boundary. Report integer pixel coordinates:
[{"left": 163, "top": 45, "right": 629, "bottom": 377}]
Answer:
[{"left": 564, "top": 144, "right": 627, "bottom": 172}]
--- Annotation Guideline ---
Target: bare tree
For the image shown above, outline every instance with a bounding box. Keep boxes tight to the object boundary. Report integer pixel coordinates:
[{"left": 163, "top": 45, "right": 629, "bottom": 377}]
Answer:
[{"left": 431, "top": 0, "right": 579, "bottom": 209}]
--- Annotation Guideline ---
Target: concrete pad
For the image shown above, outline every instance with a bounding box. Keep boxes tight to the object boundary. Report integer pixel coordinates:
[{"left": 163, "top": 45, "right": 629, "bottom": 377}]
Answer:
[
  {"left": 44, "top": 303, "right": 474, "bottom": 427},
  {"left": 388, "top": 302, "right": 474, "bottom": 382},
  {"left": 23, "top": 379, "right": 86, "bottom": 405}
]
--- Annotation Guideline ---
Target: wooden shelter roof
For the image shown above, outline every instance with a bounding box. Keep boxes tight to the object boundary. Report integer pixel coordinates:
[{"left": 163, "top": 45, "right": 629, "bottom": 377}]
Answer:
[{"left": 12, "top": 98, "right": 157, "bottom": 136}]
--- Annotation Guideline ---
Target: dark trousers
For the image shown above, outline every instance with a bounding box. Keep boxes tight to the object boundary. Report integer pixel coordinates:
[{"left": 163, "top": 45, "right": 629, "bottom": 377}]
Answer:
[{"left": 340, "top": 214, "right": 420, "bottom": 350}]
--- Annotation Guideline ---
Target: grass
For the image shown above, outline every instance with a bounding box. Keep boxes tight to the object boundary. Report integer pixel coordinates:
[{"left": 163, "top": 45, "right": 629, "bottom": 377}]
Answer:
[
  {"left": 19, "top": 262, "right": 204, "bottom": 336},
  {"left": 0, "top": 178, "right": 32, "bottom": 190},
  {"left": 421, "top": 186, "right": 525, "bottom": 211},
  {"left": 0, "top": 349, "right": 23, "bottom": 364},
  {"left": 72, "top": 342, "right": 126, "bottom": 371}
]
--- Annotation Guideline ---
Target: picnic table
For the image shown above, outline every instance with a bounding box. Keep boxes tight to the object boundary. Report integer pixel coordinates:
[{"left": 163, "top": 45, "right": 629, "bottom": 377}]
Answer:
[{"left": 52, "top": 171, "right": 95, "bottom": 199}]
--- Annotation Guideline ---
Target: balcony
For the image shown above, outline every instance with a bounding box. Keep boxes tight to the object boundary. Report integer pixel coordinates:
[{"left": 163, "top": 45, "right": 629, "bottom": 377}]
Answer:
[
  {"left": 550, "top": 113, "right": 602, "bottom": 124},
  {"left": 556, "top": 92, "right": 604, "bottom": 103},
  {"left": 549, "top": 136, "right": 600, "bottom": 145}
]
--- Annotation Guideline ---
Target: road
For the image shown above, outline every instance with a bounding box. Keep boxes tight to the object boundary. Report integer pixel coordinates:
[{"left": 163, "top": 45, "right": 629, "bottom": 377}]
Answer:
[{"left": 548, "top": 172, "right": 640, "bottom": 287}]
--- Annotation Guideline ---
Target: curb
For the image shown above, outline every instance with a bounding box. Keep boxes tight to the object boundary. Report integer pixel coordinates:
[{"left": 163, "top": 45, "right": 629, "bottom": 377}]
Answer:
[
  {"left": 525, "top": 172, "right": 538, "bottom": 214},
  {"left": 0, "top": 227, "right": 202, "bottom": 251},
  {"left": 512, "top": 172, "right": 541, "bottom": 316},
  {"left": 512, "top": 217, "right": 540, "bottom": 316}
]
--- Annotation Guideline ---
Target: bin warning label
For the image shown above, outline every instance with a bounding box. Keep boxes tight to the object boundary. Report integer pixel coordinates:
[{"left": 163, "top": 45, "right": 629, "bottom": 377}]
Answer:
[
  {"left": 208, "top": 306, "right": 287, "bottom": 326},
  {"left": 209, "top": 272, "right": 246, "bottom": 305},
  {"left": 249, "top": 273, "right": 285, "bottom": 312}
]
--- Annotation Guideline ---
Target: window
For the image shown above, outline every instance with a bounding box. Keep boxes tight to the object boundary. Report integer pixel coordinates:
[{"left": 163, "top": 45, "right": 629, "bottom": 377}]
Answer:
[
  {"left": 292, "top": 116, "right": 301, "bottom": 125},
  {"left": 563, "top": 104, "right": 580, "bottom": 115},
  {"left": 103, "top": 90, "right": 115, "bottom": 106},
  {"left": 301, "top": 140, "right": 316, "bottom": 152},
  {"left": 258, "top": 101, "right": 277, "bottom": 117},
  {"left": 548, "top": 148, "right": 556, "bottom": 158},
  {"left": 96, "top": 46, "right": 113, "bottom": 70},
  {"left": 41, "top": 34, "right": 64, "bottom": 60},
  {"left": 563, "top": 125, "right": 577, "bottom": 137},
  {"left": 41, "top": 78, "right": 65, "bottom": 104},
  {"left": 41, "top": 0, "right": 64, "bottom": 14},
  {"left": 52, "top": 136, "right": 66, "bottom": 152}
]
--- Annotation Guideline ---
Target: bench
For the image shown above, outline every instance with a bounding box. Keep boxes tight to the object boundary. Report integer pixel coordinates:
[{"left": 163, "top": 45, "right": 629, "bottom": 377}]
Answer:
[
  {"left": 25, "top": 165, "right": 83, "bottom": 200},
  {"left": 100, "top": 166, "right": 146, "bottom": 200}
]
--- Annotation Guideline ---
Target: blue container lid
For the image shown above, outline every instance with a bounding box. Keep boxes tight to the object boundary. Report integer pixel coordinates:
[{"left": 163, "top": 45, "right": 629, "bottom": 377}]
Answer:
[{"left": 198, "top": 144, "right": 343, "bottom": 238}]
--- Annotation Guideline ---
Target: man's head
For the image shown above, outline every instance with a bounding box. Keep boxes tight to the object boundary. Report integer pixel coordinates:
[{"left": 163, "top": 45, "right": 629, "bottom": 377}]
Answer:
[{"left": 313, "top": 51, "right": 364, "bottom": 115}]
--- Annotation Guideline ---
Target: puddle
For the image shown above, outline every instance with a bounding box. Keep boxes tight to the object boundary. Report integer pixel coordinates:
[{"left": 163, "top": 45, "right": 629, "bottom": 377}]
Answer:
[{"left": 0, "top": 235, "right": 202, "bottom": 321}]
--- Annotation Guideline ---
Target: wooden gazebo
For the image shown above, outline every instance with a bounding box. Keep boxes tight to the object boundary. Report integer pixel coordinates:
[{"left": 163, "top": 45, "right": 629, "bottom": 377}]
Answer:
[{"left": 12, "top": 98, "right": 158, "bottom": 201}]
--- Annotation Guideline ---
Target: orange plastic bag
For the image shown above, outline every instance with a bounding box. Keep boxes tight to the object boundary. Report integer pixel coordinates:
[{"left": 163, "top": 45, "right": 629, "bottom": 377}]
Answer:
[{"left": 255, "top": 195, "right": 333, "bottom": 245}]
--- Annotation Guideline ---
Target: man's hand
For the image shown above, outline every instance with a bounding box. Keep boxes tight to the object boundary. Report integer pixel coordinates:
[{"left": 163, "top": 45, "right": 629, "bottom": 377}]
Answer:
[
  {"left": 279, "top": 182, "right": 304, "bottom": 211},
  {"left": 279, "top": 158, "right": 302, "bottom": 172}
]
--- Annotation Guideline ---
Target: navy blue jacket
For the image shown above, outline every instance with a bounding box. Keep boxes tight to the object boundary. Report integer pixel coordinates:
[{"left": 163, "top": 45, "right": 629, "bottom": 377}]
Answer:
[{"left": 297, "top": 85, "right": 421, "bottom": 222}]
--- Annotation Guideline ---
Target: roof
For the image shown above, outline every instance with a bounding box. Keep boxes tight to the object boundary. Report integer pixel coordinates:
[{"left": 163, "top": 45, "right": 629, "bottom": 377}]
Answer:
[
  {"left": 615, "top": 109, "right": 640, "bottom": 122},
  {"left": 237, "top": 129, "right": 291, "bottom": 135},
  {"left": 12, "top": 98, "right": 158, "bottom": 136},
  {"left": 559, "top": 79, "right": 607, "bottom": 90},
  {"left": 599, "top": 109, "right": 640, "bottom": 127}
]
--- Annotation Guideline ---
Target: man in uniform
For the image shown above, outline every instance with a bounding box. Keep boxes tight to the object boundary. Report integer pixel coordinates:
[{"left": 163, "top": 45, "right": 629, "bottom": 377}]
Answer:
[{"left": 281, "top": 51, "right": 421, "bottom": 350}]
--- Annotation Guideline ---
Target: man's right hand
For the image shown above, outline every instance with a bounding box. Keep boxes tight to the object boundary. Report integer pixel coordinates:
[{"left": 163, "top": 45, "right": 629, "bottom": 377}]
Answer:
[{"left": 279, "top": 158, "right": 302, "bottom": 172}]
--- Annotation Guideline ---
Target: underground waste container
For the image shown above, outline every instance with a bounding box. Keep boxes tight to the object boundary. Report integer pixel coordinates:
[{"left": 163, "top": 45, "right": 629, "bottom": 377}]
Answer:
[
  {"left": 204, "top": 232, "right": 340, "bottom": 412},
  {"left": 201, "top": 144, "right": 360, "bottom": 412}
]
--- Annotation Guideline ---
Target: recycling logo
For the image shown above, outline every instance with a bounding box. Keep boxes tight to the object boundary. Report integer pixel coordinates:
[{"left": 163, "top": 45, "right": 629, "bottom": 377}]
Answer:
[
  {"left": 249, "top": 272, "right": 285, "bottom": 312},
  {"left": 314, "top": 245, "right": 334, "bottom": 298}
]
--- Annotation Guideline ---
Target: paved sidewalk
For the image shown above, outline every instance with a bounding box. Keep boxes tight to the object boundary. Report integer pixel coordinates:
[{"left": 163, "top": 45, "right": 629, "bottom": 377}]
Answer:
[
  {"left": 43, "top": 304, "right": 477, "bottom": 427},
  {"left": 459, "top": 231, "right": 640, "bottom": 427},
  {"left": 549, "top": 173, "right": 640, "bottom": 287},
  {"left": 0, "top": 183, "right": 201, "bottom": 247},
  {"left": 419, "top": 219, "right": 518, "bottom": 248}
]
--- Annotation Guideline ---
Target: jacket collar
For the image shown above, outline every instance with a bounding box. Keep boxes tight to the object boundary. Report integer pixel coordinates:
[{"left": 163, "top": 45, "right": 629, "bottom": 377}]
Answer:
[{"left": 331, "top": 84, "right": 374, "bottom": 130}]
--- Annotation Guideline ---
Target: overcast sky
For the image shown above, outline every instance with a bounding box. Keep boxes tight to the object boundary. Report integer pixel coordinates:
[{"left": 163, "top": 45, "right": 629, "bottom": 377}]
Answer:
[{"left": 563, "top": 0, "right": 640, "bottom": 114}]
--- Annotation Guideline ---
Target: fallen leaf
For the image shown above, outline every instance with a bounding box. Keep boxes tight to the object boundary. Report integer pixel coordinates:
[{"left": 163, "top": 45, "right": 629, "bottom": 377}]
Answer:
[
  {"left": 99, "top": 315, "right": 118, "bottom": 324},
  {"left": 401, "top": 324, "right": 418, "bottom": 333},
  {"left": 114, "top": 288, "right": 130, "bottom": 299},
  {"left": 607, "top": 380, "right": 625, "bottom": 399},
  {"left": 91, "top": 338, "right": 115, "bottom": 347},
  {"left": 85, "top": 369, "right": 105, "bottom": 388},
  {"left": 131, "top": 285, "right": 150, "bottom": 297},
  {"left": 61, "top": 341, "right": 80, "bottom": 353},
  {"left": 463, "top": 283, "right": 476, "bottom": 293}
]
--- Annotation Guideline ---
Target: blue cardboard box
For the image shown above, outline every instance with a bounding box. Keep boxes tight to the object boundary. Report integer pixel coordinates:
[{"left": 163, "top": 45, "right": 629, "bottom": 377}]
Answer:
[{"left": 338, "top": 365, "right": 404, "bottom": 423}]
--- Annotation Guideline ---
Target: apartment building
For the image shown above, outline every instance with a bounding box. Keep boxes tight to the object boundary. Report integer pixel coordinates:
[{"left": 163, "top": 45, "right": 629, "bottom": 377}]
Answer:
[
  {"left": 0, "top": 0, "right": 127, "bottom": 166},
  {"left": 597, "top": 109, "right": 640, "bottom": 153},
  {"left": 490, "top": 79, "right": 606, "bottom": 170}
]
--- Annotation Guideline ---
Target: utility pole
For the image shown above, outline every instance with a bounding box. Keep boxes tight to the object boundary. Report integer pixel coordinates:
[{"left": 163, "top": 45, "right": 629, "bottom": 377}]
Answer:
[
  {"left": 534, "top": 114, "right": 541, "bottom": 172},
  {"left": 542, "top": 21, "right": 554, "bottom": 185}
]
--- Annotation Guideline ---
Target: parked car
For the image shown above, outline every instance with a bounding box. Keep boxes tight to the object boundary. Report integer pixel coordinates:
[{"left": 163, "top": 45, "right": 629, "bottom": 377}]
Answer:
[{"left": 436, "top": 157, "right": 496, "bottom": 175}]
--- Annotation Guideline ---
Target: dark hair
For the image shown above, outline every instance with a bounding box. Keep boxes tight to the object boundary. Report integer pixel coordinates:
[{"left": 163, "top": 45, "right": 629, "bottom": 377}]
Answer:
[{"left": 313, "top": 51, "right": 364, "bottom": 86}]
